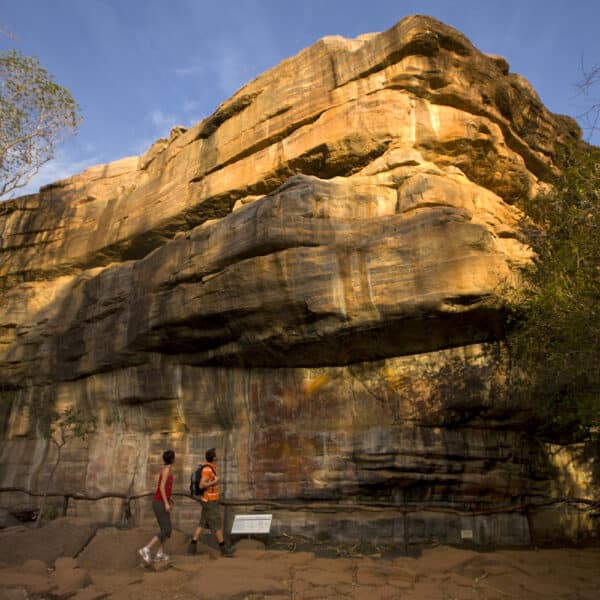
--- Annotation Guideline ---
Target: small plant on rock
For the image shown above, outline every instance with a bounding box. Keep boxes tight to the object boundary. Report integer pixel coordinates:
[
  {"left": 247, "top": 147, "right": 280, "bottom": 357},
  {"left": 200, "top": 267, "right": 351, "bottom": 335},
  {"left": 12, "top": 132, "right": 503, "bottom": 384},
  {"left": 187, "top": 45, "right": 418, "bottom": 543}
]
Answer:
[{"left": 32, "top": 404, "right": 96, "bottom": 527}]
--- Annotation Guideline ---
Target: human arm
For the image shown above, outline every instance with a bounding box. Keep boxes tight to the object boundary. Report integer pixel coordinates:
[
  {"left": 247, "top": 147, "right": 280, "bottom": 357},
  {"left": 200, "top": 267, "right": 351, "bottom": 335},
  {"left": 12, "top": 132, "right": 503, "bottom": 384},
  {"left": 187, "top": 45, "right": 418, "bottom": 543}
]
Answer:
[{"left": 200, "top": 466, "right": 219, "bottom": 489}]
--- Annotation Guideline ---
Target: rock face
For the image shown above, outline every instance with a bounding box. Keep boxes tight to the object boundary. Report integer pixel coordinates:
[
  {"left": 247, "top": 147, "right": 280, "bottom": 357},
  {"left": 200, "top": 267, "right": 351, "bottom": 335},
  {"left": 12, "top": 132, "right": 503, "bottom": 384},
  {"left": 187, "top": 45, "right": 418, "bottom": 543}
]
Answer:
[{"left": 0, "top": 15, "right": 596, "bottom": 546}]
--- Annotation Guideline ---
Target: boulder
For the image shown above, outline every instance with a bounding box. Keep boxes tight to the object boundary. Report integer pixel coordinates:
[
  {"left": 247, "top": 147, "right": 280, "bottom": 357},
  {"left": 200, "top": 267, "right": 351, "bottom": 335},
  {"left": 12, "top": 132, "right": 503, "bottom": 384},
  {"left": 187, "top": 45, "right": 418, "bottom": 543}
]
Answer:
[{"left": 0, "top": 518, "right": 99, "bottom": 567}]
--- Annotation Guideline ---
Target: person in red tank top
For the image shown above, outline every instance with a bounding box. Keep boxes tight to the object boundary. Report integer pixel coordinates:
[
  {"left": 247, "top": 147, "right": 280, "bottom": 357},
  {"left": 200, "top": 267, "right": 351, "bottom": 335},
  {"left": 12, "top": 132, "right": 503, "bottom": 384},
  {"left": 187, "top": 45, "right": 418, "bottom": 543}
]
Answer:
[{"left": 138, "top": 449, "right": 175, "bottom": 564}]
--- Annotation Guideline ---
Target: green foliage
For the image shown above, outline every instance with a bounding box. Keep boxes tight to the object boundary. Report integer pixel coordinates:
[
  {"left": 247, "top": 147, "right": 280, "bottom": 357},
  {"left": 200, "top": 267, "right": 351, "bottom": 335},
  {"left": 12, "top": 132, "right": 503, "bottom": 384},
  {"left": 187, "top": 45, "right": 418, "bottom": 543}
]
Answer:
[
  {"left": 27, "top": 400, "right": 96, "bottom": 527},
  {"left": 427, "top": 356, "right": 490, "bottom": 426},
  {"left": 31, "top": 403, "right": 97, "bottom": 448},
  {"left": 0, "top": 50, "right": 81, "bottom": 198},
  {"left": 508, "top": 141, "right": 600, "bottom": 441}
]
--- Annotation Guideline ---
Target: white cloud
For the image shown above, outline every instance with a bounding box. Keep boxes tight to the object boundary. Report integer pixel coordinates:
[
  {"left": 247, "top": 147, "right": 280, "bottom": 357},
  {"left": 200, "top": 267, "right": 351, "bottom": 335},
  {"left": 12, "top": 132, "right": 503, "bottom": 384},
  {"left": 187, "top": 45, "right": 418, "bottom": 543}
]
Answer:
[
  {"left": 175, "top": 64, "right": 207, "bottom": 77},
  {"left": 175, "top": 51, "right": 252, "bottom": 99},
  {"left": 183, "top": 99, "right": 200, "bottom": 113},
  {"left": 147, "top": 109, "right": 178, "bottom": 134},
  {"left": 130, "top": 102, "right": 203, "bottom": 157},
  {"left": 212, "top": 46, "right": 250, "bottom": 98},
  {"left": 144, "top": 100, "right": 205, "bottom": 138},
  {"left": 130, "top": 135, "right": 160, "bottom": 157}
]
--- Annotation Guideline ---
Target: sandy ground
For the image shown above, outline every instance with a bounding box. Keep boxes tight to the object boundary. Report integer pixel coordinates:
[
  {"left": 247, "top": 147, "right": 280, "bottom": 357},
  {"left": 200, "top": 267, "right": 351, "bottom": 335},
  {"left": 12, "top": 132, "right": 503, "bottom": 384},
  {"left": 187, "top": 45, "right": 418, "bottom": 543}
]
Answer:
[{"left": 0, "top": 518, "right": 599, "bottom": 599}]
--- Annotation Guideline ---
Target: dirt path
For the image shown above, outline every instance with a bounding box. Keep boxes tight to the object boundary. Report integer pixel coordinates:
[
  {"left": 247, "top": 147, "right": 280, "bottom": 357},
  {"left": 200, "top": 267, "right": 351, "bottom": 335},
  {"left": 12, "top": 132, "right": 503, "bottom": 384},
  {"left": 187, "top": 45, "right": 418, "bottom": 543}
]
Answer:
[{"left": 0, "top": 519, "right": 599, "bottom": 599}]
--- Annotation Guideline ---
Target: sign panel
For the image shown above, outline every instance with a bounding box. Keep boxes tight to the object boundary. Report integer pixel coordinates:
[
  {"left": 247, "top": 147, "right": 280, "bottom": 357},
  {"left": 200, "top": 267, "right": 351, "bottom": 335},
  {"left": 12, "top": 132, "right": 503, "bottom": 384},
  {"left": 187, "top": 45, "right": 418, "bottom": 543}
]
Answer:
[
  {"left": 231, "top": 513, "right": 273, "bottom": 535},
  {"left": 460, "top": 529, "right": 473, "bottom": 540}
]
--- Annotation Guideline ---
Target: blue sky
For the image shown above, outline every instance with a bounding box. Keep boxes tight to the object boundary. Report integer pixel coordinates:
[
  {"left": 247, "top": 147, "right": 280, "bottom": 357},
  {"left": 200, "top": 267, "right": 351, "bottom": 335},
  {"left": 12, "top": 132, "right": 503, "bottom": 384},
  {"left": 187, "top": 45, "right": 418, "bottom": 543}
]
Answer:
[{"left": 2, "top": 0, "right": 600, "bottom": 196}]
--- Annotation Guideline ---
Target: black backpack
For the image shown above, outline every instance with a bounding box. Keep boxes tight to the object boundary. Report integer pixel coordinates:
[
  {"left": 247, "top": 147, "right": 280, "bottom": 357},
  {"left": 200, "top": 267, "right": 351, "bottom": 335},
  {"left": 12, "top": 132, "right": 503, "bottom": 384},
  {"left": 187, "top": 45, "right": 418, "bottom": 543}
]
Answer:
[{"left": 190, "top": 464, "right": 215, "bottom": 497}]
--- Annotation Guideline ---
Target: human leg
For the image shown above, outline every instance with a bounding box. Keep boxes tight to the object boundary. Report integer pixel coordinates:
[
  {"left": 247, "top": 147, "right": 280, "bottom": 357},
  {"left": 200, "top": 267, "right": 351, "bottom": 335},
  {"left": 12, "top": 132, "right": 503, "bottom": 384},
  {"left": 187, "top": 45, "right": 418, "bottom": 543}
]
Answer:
[
  {"left": 188, "top": 505, "right": 206, "bottom": 555},
  {"left": 138, "top": 535, "right": 158, "bottom": 564},
  {"left": 191, "top": 525, "right": 203, "bottom": 542},
  {"left": 154, "top": 546, "right": 170, "bottom": 561},
  {"left": 188, "top": 525, "right": 203, "bottom": 554},
  {"left": 153, "top": 499, "right": 172, "bottom": 543},
  {"left": 191, "top": 500, "right": 214, "bottom": 545},
  {"left": 215, "top": 529, "right": 224, "bottom": 544},
  {"left": 189, "top": 513, "right": 205, "bottom": 546},
  {"left": 140, "top": 500, "right": 171, "bottom": 563},
  {"left": 215, "top": 529, "right": 233, "bottom": 556},
  {"left": 203, "top": 502, "right": 233, "bottom": 557}
]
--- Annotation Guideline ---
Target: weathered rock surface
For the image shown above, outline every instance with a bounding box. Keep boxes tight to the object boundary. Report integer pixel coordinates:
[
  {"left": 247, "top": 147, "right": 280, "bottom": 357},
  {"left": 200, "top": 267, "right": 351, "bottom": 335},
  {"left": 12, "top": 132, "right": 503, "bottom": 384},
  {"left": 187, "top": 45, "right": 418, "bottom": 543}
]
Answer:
[
  {"left": 0, "top": 15, "right": 596, "bottom": 546},
  {"left": 0, "top": 518, "right": 99, "bottom": 566}
]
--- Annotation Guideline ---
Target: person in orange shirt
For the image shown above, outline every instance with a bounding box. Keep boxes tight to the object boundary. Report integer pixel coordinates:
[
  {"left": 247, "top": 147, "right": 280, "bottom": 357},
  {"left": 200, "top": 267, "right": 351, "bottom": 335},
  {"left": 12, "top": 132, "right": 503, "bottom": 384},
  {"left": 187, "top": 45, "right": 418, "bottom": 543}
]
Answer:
[{"left": 188, "top": 447, "right": 234, "bottom": 557}]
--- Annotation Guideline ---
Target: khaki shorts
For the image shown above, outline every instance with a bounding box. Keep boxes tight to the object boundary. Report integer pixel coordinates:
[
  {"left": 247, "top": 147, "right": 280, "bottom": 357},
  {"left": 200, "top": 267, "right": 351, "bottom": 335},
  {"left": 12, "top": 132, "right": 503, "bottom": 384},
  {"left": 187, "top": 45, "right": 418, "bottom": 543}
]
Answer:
[{"left": 199, "top": 500, "right": 222, "bottom": 531}]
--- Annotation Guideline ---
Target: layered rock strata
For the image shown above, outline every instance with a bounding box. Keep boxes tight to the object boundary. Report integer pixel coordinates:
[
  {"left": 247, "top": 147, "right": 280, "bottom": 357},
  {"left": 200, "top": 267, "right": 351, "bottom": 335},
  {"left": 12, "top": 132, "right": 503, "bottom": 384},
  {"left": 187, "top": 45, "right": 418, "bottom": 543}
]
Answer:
[{"left": 0, "top": 15, "right": 595, "bottom": 546}]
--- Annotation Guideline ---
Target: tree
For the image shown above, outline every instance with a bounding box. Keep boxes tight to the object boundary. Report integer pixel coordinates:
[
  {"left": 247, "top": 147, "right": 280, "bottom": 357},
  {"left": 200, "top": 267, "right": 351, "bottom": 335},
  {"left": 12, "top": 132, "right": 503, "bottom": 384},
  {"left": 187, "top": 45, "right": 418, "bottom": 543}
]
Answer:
[
  {"left": 577, "top": 62, "right": 600, "bottom": 141},
  {"left": 33, "top": 404, "right": 96, "bottom": 527},
  {"left": 507, "top": 141, "right": 600, "bottom": 441},
  {"left": 0, "top": 50, "right": 81, "bottom": 198}
]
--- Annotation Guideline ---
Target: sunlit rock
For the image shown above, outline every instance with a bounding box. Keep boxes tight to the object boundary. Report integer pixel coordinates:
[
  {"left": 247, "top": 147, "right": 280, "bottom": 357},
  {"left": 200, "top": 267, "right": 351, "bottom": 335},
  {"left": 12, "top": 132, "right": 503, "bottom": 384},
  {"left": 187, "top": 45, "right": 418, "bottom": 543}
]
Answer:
[{"left": 0, "top": 15, "right": 593, "bottom": 546}]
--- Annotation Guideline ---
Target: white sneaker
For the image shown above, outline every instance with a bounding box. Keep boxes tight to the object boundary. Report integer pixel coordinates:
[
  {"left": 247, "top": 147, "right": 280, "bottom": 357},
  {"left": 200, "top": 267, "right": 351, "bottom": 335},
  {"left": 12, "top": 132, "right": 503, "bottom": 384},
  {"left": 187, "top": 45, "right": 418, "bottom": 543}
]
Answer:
[
  {"left": 154, "top": 551, "right": 170, "bottom": 561},
  {"left": 138, "top": 547, "right": 152, "bottom": 564}
]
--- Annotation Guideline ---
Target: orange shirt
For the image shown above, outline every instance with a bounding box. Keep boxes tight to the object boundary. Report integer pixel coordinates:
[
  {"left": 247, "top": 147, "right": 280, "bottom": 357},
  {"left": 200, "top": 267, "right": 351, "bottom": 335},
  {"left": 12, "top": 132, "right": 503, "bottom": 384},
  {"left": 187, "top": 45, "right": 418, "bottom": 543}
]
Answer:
[{"left": 201, "top": 462, "right": 219, "bottom": 502}]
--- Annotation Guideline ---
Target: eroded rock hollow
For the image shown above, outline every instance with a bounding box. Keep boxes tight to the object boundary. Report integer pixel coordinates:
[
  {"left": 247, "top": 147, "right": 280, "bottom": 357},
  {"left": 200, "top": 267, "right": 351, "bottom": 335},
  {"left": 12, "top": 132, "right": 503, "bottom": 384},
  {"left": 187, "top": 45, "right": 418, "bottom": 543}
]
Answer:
[{"left": 0, "top": 15, "right": 595, "bottom": 546}]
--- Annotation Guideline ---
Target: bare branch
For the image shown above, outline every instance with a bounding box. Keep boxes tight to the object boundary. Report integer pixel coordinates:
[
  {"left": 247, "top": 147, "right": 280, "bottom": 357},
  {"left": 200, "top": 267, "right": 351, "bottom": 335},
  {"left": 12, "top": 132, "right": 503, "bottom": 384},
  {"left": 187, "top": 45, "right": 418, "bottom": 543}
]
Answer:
[{"left": 576, "top": 59, "right": 600, "bottom": 141}]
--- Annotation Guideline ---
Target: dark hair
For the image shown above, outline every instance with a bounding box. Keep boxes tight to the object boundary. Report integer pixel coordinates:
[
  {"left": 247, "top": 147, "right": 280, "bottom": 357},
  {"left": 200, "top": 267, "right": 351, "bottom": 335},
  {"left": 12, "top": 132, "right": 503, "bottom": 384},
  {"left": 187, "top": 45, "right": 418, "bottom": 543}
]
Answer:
[
  {"left": 163, "top": 450, "right": 175, "bottom": 465},
  {"left": 205, "top": 447, "right": 216, "bottom": 462}
]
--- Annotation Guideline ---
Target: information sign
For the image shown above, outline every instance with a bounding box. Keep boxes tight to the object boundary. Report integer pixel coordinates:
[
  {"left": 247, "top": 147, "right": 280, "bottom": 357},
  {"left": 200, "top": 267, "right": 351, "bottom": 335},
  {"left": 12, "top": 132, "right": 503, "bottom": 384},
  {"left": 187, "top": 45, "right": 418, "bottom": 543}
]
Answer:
[{"left": 231, "top": 514, "right": 273, "bottom": 535}]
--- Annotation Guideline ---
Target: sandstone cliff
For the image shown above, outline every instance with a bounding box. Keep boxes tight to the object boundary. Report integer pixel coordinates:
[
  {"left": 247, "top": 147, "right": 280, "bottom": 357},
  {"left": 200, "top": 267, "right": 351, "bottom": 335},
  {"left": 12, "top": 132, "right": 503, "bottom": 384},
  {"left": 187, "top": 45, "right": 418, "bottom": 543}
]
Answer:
[{"left": 0, "top": 15, "right": 595, "bottom": 546}]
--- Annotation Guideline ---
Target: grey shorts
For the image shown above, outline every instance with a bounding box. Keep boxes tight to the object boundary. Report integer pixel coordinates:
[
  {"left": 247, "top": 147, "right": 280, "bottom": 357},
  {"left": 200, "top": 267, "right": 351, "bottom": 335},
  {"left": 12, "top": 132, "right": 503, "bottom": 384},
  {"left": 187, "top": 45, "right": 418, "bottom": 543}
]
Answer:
[{"left": 199, "top": 500, "right": 222, "bottom": 531}]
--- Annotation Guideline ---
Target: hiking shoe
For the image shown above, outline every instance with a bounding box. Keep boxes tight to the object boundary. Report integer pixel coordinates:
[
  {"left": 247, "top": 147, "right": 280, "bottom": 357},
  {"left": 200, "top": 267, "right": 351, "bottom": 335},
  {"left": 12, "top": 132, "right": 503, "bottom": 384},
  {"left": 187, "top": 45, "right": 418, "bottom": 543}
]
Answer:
[
  {"left": 187, "top": 540, "right": 197, "bottom": 555},
  {"left": 220, "top": 544, "right": 234, "bottom": 557},
  {"left": 138, "top": 547, "right": 152, "bottom": 564},
  {"left": 154, "top": 551, "right": 170, "bottom": 561}
]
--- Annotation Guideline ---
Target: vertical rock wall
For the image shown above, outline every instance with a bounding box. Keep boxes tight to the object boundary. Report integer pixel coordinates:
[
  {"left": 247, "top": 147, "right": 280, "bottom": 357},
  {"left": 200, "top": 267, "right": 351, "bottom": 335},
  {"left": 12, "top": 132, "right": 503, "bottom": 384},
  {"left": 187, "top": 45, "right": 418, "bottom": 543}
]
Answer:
[{"left": 0, "top": 15, "right": 596, "bottom": 545}]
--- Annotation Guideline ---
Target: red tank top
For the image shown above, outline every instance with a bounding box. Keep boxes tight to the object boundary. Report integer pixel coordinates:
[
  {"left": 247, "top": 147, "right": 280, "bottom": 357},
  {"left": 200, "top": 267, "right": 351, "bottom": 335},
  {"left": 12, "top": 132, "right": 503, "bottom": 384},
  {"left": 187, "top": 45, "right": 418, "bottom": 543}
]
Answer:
[{"left": 153, "top": 468, "right": 173, "bottom": 503}]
